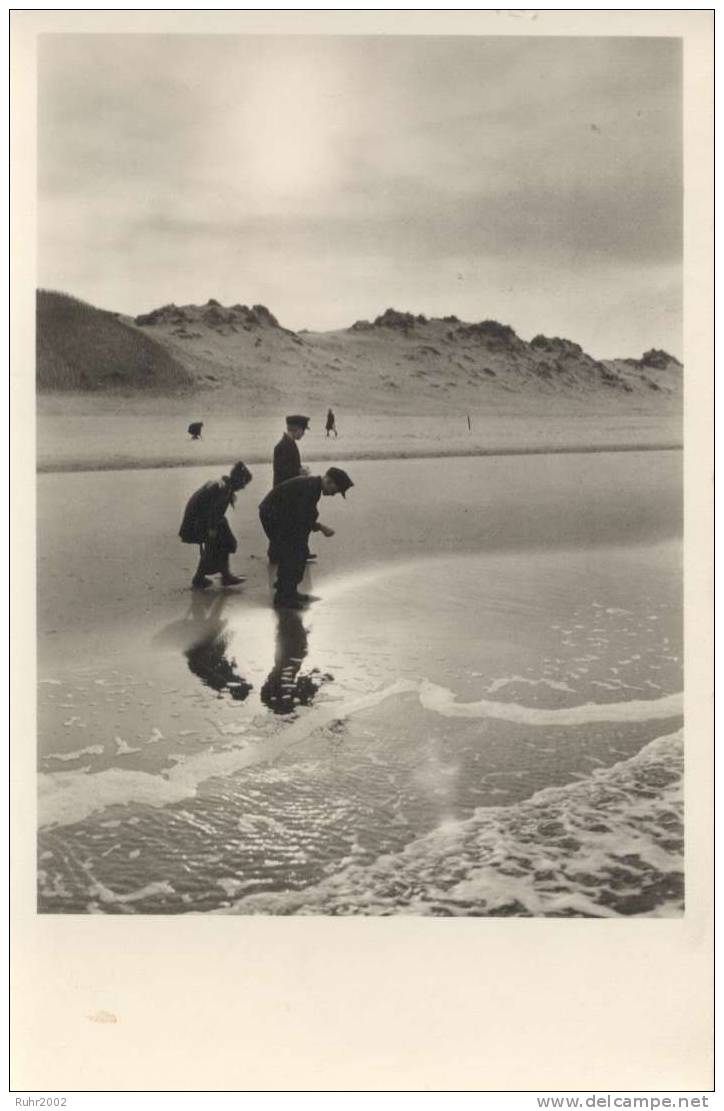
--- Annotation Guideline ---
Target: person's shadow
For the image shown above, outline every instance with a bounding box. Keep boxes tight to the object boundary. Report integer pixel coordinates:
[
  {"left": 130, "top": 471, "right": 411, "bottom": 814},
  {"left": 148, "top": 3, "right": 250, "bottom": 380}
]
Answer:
[
  {"left": 260, "top": 608, "right": 332, "bottom": 715},
  {"left": 154, "top": 593, "right": 252, "bottom": 701}
]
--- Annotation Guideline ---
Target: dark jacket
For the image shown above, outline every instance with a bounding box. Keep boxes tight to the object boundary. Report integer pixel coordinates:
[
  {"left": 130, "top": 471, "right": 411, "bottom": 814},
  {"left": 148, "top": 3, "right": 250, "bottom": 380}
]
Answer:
[
  {"left": 259, "top": 476, "right": 323, "bottom": 537},
  {"left": 273, "top": 433, "right": 302, "bottom": 486},
  {"left": 179, "top": 479, "right": 236, "bottom": 544}
]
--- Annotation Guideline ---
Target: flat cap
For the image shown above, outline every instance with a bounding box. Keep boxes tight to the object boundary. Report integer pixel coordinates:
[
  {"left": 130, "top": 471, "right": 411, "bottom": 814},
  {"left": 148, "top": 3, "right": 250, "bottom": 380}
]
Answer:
[
  {"left": 285, "top": 414, "right": 310, "bottom": 428},
  {"left": 325, "top": 466, "right": 354, "bottom": 497}
]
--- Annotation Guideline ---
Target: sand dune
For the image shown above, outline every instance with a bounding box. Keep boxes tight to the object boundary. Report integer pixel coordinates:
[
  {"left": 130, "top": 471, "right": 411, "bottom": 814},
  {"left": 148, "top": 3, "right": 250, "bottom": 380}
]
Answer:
[
  {"left": 36, "top": 293, "right": 682, "bottom": 471},
  {"left": 38, "top": 293, "right": 682, "bottom": 410},
  {"left": 124, "top": 300, "right": 684, "bottom": 412}
]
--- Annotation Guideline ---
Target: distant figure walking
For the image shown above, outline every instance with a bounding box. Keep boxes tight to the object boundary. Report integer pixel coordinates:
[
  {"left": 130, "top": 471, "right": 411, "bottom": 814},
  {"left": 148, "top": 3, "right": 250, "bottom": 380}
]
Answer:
[
  {"left": 325, "top": 408, "right": 338, "bottom": 438},
  {"left": 179, "top": 461, "right": 252, "bottom": 589},
  {"left": 258, "top": 467, "right": 354, "bottom": 609},
  {"left": 188, "top": 421, "right": 204, "bottom": 440}
]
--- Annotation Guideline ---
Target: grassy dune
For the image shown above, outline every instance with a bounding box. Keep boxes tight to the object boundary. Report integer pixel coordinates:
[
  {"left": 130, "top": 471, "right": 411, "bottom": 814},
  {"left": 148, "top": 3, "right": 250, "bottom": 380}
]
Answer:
[{"left": 37, "top": 290, "right": 194, "bottom": 393}]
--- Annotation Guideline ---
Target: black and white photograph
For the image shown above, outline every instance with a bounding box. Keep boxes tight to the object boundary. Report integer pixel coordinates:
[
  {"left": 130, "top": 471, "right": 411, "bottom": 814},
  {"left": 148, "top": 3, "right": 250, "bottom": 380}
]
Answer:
[
  {"left": 32, "top": 25, "right": 691, "bottom": 920},
  {"left": 10, "top": 7, "right": 715, "bottom": 1095}
]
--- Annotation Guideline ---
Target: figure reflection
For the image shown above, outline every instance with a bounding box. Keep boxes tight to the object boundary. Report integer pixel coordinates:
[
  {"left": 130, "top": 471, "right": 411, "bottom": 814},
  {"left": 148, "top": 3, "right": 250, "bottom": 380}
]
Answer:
[
  {"left": 260, "top": 608, "right": 332, "bottom": 715},
  {"left": 182, "top": 592, "right": 253, "bottom": 701}
]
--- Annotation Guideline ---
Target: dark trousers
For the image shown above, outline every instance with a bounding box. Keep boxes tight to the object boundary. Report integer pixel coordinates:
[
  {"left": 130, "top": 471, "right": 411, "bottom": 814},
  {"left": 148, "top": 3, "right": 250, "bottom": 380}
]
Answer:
[
  {"left": 260, "top": 510, "right": 307, "bottom": 601},
  {"left": 195, "top": 519, "right": 236, "bottom": 577},
  {"left": 265, "top": 528, "right": 310, "bottom": 564}
]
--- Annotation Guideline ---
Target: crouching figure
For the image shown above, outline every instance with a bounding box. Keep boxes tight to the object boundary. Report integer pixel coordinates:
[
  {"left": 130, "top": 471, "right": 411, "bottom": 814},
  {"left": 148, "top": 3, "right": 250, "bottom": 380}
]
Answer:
[{"left": 179, "top": 461, "right": 253, "bottom": 589}]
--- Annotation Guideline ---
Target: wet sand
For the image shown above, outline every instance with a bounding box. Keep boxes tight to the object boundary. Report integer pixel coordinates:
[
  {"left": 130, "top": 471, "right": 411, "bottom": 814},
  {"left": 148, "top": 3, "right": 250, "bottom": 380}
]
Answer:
[
  {"left": 37, "top": 452, "right": 683, "bottom": 915},
  {"left": 36, "top": 409, "right": 682, "bottom": 473}
]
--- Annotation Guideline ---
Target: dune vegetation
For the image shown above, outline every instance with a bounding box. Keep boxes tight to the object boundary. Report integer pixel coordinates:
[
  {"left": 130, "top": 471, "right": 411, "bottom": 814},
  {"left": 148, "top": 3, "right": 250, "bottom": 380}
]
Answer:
[
  {"left": 37, "top": 291, "right": 683, "bottom": 417},
  {"left": 37, "top": 290, "right": 194, "bottom": 394}
]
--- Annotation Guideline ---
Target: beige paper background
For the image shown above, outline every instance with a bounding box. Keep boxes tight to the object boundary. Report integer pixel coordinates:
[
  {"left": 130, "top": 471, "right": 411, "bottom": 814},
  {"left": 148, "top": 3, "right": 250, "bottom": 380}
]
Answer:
[{"left": 10, "top": 9, "right": 713, "bottom": 1093}]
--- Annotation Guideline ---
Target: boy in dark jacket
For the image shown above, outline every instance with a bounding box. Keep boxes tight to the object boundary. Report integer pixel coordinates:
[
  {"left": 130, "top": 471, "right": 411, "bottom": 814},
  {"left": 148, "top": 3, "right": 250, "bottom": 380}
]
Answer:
[
  {"left": 272, "top": 413, "right": 315, "bottom": 562},
  {"left": 273, "top": 414, "right": 310, "bottom": 486},
  {"left": 179, "top": 461, "right": 253, "bottom": 589}
]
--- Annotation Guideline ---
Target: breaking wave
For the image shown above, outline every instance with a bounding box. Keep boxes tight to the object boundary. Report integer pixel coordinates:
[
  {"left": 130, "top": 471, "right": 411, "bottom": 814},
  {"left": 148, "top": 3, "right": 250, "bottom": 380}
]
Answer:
[{"left": 223, "top": 729, "right": 684, "bottom": 917}]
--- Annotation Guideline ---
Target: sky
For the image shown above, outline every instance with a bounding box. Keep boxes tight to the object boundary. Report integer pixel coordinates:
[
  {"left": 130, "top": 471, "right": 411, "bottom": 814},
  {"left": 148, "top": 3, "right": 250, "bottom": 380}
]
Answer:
[{"left": 38, "top": 34, "right": 682, "bottom": 358}]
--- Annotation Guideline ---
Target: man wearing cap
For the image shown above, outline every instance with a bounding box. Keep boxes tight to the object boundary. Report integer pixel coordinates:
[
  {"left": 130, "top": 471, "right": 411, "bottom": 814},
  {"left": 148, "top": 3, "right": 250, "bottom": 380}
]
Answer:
[
  {"left": 273, "top": 414, "right": 310, "bottom": 487},
  {"left": 179, "top": 461, "right": 253, "bottom": 589},
  {"left": 272, "top": 413, "right": 313, "bottom": 563},
  {"left": 258, "top": 467, "right": 354, "bottom": 609}
]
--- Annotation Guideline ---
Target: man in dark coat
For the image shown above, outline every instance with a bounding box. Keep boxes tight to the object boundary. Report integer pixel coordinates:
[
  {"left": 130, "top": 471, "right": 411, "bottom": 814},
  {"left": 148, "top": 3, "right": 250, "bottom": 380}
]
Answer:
[
  {"left": 271, "top": 414, "right": 314, "bottom": 562},
  {"left": 273, "top": 414, "right": 310, "bottom": 486},
  {"left": 258, "top": 467, "right": 354, "bottom": 609},
  {"left": 179, "top": 461, "right": 253, "bottom": 589}
]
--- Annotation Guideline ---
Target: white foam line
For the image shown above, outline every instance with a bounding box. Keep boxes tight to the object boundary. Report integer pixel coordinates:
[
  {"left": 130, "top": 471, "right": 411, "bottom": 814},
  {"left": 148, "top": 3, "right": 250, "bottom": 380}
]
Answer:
[
  {"left": 485, "top": 674, "right": 576, "bottom": 695},
  {"left": 37, "top": 679, "right": 417, "bottom": 829},
  {"left": 90, "top": 879, "right": 175, "bottom": 905},
  {"left": 44, "top": 744, "right": 104, "bottom": 763},
  {"left": 37, "top": 679, "right": 682, "bottom": 830},
  {"left": 419, "top": 680, "right": 683, "bottom": 725}
]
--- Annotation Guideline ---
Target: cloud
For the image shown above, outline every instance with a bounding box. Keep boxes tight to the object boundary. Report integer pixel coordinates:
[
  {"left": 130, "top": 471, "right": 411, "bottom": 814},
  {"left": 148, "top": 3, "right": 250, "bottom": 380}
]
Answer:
[{"left": 37, "top": 34, "right": 682, "bottom": 355}]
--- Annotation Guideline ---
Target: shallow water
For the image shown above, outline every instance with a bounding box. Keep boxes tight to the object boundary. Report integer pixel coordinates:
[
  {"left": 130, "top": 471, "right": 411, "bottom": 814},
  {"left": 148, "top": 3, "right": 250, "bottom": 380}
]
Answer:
[{"left": 37, "top": 453, "right": 683, "bottom": 915}]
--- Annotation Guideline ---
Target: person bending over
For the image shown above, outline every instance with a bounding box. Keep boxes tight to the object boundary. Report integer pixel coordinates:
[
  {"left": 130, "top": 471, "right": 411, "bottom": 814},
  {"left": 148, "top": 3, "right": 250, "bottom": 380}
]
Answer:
[
  {"left": 258, "top": 466, "right": 353, "bottom": 609},
  {"left": 179, "top": 461, "right": 253, "bottom": 589}
]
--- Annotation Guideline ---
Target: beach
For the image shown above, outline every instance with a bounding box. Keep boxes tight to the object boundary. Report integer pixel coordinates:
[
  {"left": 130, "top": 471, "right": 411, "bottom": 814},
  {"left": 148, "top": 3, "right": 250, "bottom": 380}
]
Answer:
[
  {"left": 36, "top": 400, "right": 682, "bottom": 473},
  {"left": 37, "top": 450, "right": 683, "bottom": 915}
]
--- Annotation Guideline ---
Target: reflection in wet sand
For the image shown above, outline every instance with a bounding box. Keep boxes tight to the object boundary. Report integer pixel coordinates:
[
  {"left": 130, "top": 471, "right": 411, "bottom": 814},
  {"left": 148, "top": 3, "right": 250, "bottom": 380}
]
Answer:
[
  {"left": 183, "top": 593, "right": 253, "bottom": 701},
  {"left": 260, "top": 608, "right": 332, "bottom": 715},
  {"left": 155, "top": 593, "right": 253, "bottom": 701}
]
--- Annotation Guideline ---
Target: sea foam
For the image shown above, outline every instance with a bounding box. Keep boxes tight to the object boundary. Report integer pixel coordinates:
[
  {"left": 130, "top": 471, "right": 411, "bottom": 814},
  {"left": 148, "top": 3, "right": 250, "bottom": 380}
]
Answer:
[
  {"left": 419, "top": 680, "right": 682, "bottom": 724},
  {"left": 223, "top": 729, "right": 684, "bottom": 918},
  {"left": 37, "top": 680, "right": 682, "bottom": 830}
]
